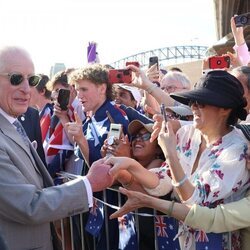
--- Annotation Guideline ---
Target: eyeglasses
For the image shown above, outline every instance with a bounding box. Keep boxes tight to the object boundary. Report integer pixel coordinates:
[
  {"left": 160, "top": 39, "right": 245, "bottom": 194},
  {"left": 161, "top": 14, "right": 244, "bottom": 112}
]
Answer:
[
  {"left": 188, "top": 100, "right": 206, "bottom": 109},
  {"left": 132, "top": 132, "right": 151, "bottom": 142},
  {"left": 161, "top": 85, "right": 185, "bottom": 92},
  {"left": 0, "top": 73, "right": 41, "bottom": 87}
]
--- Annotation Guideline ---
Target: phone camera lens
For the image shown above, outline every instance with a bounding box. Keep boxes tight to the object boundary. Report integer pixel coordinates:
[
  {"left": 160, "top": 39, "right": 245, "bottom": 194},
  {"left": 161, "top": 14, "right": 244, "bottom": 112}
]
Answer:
[
  {"left": 217, "top": 60, "right": 221, "bottom": 65},
  {"left": 240, "top": 16, "right": 248, "bottom": 25}
]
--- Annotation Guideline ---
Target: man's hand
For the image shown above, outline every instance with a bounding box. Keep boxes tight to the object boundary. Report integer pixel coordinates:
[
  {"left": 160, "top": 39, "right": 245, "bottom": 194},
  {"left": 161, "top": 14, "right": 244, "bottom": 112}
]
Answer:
[
  {"left": 86, "top": 158, "right": 114, "bottom": 192},
  {"left": 65, "top": 112, "right": 85, "bottom": 144}
]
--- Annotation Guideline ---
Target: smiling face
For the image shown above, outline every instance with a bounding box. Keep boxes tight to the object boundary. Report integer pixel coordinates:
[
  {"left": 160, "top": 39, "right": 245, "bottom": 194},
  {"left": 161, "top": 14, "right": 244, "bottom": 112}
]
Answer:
[
  {"left": 131, "top": 128, "right": 159, "bottom": 161},
  {"left": 115, "top": 87, "right": 137, "bottom": 108},
  {"left": 0, "top": 48, "right": 35, "bottom": 117},
  {"left": 190, "top": 102, "right": 231, "bottom": 133}
]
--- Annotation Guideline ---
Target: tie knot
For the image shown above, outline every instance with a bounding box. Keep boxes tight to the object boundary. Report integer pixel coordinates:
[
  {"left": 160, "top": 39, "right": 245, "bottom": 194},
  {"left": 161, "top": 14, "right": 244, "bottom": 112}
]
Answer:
[{"left": 13, "top": 119, "right": 22, "bottom": 128}]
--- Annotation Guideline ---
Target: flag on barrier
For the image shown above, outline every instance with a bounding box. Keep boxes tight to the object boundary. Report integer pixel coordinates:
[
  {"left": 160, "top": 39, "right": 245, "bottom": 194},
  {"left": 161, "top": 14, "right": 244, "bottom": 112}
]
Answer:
[
  {"left": 155, "top": 216, "right": 180, "bottom": 249},
  {"left": 85, "top": 198, "right": 104, "bottom": 237},
  {"left": 118, "top": 213, "right": 138, "bottom": 250}
]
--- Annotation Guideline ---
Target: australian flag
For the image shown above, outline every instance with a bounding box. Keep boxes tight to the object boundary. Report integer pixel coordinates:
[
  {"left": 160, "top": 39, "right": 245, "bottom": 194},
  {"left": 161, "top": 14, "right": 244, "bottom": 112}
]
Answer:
[
  {"left": 155, "top": 216, "right": 180, "bottom": 249},
  {"left": 195, "top": 231, "right": 223, "bottom": 250},
  {"left": 118, "top": 213, "right": 138, "bottom": 250},
  {"left": 85, "top": 198, "right": 104, "bottom": 237}
]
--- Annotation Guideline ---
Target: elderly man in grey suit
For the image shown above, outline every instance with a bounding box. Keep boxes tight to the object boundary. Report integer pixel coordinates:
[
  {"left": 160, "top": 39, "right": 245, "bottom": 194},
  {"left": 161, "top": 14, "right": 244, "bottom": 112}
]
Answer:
[{"left": 0, "top": 46, "right": 114, "bottom": 250}]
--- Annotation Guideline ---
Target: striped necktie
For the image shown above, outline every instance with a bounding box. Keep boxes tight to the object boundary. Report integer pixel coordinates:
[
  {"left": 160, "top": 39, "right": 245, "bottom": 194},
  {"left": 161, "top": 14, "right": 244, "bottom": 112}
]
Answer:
[{"left": 13, "top": 120, "right": 30, "bottom": 148}]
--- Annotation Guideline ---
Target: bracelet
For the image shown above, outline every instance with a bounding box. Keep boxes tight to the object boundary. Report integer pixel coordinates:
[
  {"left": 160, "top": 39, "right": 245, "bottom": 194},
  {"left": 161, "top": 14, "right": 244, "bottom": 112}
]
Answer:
[
  {"left": 167, "top": 200, "right": 175, "bottom": 217},
  {"left": 146, "top": 84, "right": 158, "bottom": 94},
  {"left": 123, "top": 175, "right": 134, "bottom": 188},
  {"left": 171, "top": 174, "right": 188, "bottom": 187}
]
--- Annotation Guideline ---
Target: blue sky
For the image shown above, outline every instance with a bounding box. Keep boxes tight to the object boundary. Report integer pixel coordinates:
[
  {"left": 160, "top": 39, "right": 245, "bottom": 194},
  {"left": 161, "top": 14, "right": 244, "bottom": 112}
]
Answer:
[{"left": 0, "top": 0, "right": 217, "bottom": 75}]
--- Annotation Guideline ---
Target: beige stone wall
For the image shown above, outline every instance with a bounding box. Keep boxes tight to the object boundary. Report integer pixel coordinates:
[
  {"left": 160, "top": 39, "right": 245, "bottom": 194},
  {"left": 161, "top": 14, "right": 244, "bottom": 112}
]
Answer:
[{"left": 166, "top": 60, "right": 203, "bottom": 87}]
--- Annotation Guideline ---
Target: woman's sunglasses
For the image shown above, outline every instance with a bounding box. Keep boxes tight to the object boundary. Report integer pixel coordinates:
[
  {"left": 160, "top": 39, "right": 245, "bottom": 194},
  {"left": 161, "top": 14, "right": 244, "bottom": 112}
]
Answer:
[
  {"left": 132, "top": 132, "right": 151, "bottom": 142},
  {"left": 0, "top": 73, "right": 41, "bottom": 87},
  {"left": 188, "top": 100, "right": 206, "bottom": 109}
]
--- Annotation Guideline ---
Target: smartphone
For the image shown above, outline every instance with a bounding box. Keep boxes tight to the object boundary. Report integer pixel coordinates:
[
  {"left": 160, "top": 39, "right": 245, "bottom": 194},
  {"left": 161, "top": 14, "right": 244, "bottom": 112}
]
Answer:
[
  {"left": 160, "top": 103, "right": 168, "bottom": 122},
  {"left": 57, "top": 89, "right": 70, "bottom": 110},
  {"left": 149, "top": 56, "right": 159, "bottom": 69},
  {"left": 108, "top": 69, "right": 132, "bottom": 84},
  {"left": 107, "top": 123, "right": 123, "bottom": 148},
  {"left": 234, "top": 12, "right": 250, "bottom": 27},
  {"left": 208, "top": 56, "right": 230, "bottom": 69},
  {"left": 125, "top": 61, "right": 140, "bottom": 68},
  {"left": 108, "top": 123, "right": 123, "bottom": 140}
]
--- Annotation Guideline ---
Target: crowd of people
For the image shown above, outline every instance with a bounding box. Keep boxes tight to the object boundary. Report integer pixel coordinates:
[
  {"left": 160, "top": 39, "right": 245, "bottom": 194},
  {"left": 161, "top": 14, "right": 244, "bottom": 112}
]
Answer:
[{"left": 0, "top": 15, "right": 250, "bottom": 250}]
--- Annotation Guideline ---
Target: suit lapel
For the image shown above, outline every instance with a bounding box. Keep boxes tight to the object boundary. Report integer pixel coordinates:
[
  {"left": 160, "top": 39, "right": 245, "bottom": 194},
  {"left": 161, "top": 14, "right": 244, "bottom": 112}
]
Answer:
[{"left": 0, "top": 114, "right": 53, "bottom": 185}]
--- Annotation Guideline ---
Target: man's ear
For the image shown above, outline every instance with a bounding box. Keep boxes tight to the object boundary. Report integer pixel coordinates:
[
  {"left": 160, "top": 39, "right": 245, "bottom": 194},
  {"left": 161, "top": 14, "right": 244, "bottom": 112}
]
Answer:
[{"left": 99, "top": 83, "right": 107, "bottom": 95}]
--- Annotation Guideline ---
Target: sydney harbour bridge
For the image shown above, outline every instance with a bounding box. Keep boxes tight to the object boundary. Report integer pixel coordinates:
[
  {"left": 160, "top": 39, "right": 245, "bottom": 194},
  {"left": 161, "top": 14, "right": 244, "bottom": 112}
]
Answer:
[{"left": 111, "top": 45, "right": 208, "bottom": 69}]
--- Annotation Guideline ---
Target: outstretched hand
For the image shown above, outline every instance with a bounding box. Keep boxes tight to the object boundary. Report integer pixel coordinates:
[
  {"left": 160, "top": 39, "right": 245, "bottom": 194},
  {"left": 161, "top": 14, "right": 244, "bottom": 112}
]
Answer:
[{"left": 110, "top": 187, "right": 150, "bottom": 219}]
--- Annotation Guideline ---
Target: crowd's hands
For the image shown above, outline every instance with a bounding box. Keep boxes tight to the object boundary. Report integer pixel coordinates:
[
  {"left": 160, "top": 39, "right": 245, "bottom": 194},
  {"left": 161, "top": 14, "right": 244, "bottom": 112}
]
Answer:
[
  {"left": 157, "top": 121, "right": 177, "bottom": 159},
  {"left": 101, "top": 134, "right": 131, "bottom": 158},
  {"left": 150, "top": 114, "right": 181, "bottom": 143},
  {"left": 110, "top": 187, "right": 151, "bottom": 219},
  {"left": 86, "top": 158, "right": 114, "bottom": 192},
  {"left": 202, "top": 55, "right": 233, "bottom": 72},
  {"left": 226, "top": 52, "right": 242, "bottom": 68},
  {"left": 105, "top": 156, "right": 136, "bottom": 179},
  {"left": 146, "top": 63, "right": 160, "bottom": 82},
  {"left": 65, "top": 112, "right": 86, "bottom": 144},
  {"left": 231, "top": 16, "right": 245, "bottom": 46},
  {"left": 53, "top": 101, "right": 70, "bottom": 123},
  {"left": 125, "top": 64, "right": 154, "bottom": 91}
]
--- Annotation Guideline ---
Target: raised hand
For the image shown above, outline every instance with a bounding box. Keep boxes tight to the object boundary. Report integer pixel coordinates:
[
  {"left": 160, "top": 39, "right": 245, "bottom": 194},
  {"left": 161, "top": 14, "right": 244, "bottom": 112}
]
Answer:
[
  {"left": 157, "top": 121, "right": 177, "bottom": 159},
  {"left": 65, "top": 112, "right": 85, "bottom": 144}
]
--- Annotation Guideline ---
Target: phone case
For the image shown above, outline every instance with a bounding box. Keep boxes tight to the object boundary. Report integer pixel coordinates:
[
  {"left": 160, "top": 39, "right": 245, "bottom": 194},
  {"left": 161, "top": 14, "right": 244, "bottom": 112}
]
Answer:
[
  {"left": 149, "top": 56, "right": 159, "bottom": 69},
  {"left": 108, "top": 69, "right": 132, "bottom": 84},
  {"left": 58, "top": 89, "right": 70, "bottom": 110},
  {"left": 208, "top": 56, "right": 230, "bottom": 69}
]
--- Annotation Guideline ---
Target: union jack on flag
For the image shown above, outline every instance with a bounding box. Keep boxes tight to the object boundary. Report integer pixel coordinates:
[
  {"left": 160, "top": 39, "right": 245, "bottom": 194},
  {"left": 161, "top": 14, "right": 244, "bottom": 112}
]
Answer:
[
  {"left": 155, "top": 216, "right": 180, "bottom": 249},
  {"left": 155, "top": 216, "right": 168, "bottom": 237},
  {"left": 118, "top": 213, "right": 138, "bottom": 250},
  {"left": 39, "top": 103, "right": 53, "bottom": 144},
  {"left": 195, "top": 230, "right": 209, "bottom": 242}
]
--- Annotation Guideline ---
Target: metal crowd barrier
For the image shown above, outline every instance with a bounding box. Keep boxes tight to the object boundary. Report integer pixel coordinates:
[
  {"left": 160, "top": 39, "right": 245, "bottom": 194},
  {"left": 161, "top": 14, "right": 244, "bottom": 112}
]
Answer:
[{"left": 56, "top": 186, "right": 160, "bottom": 250}]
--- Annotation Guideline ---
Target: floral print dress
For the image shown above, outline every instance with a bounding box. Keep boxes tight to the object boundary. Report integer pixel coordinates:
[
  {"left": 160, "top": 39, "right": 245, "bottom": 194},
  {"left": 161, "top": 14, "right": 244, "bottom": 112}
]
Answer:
[{"left": 145, "top": 124, "right": 250, "bottom": 250}]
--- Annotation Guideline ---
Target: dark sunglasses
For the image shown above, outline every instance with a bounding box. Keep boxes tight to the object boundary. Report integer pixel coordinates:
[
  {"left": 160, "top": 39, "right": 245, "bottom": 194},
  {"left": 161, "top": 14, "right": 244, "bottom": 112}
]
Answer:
[
  {"left": 188, "top": 100, "right": 206, "bottom": 109},
  {"left": 132, "top": 132, "right": 151, "bottom": 142},
  {"left": 0, "top": 73, "right": 41, "bottom": 86}
]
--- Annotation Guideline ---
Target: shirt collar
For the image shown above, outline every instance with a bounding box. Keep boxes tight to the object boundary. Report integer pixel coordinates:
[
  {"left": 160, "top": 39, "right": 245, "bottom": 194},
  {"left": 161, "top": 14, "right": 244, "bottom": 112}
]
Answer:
[{"left": 0, "top": 107, "right": 18, "bottom": 124}]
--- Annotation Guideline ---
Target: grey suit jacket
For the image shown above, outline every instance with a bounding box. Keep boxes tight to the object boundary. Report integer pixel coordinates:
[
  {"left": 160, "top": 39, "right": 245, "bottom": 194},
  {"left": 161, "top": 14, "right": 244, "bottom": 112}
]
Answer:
[{"left": 0, "top": 114, "right": 89, "bottom": 250}]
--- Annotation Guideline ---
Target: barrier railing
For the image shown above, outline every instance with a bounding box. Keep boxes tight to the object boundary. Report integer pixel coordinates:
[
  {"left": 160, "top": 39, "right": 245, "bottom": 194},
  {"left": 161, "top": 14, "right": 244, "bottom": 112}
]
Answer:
[{"left": 55, "top": 186, "right": 165, "bottom": 250}]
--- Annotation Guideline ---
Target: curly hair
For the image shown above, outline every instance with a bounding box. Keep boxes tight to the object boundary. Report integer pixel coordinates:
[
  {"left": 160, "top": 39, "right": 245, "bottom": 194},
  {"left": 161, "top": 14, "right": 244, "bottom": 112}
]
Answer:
[{"left": 69, "top": 64, "right": 114, "bottom": 100}]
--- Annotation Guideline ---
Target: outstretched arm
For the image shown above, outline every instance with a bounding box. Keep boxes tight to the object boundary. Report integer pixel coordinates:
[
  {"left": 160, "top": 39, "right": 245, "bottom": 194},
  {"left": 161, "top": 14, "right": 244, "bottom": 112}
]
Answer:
[
  {"left": 110, "top": 187, "right": 190, "bottom": 221},
  {"left": 105, "top": 156, "right": 159, "bottom": 189}
]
